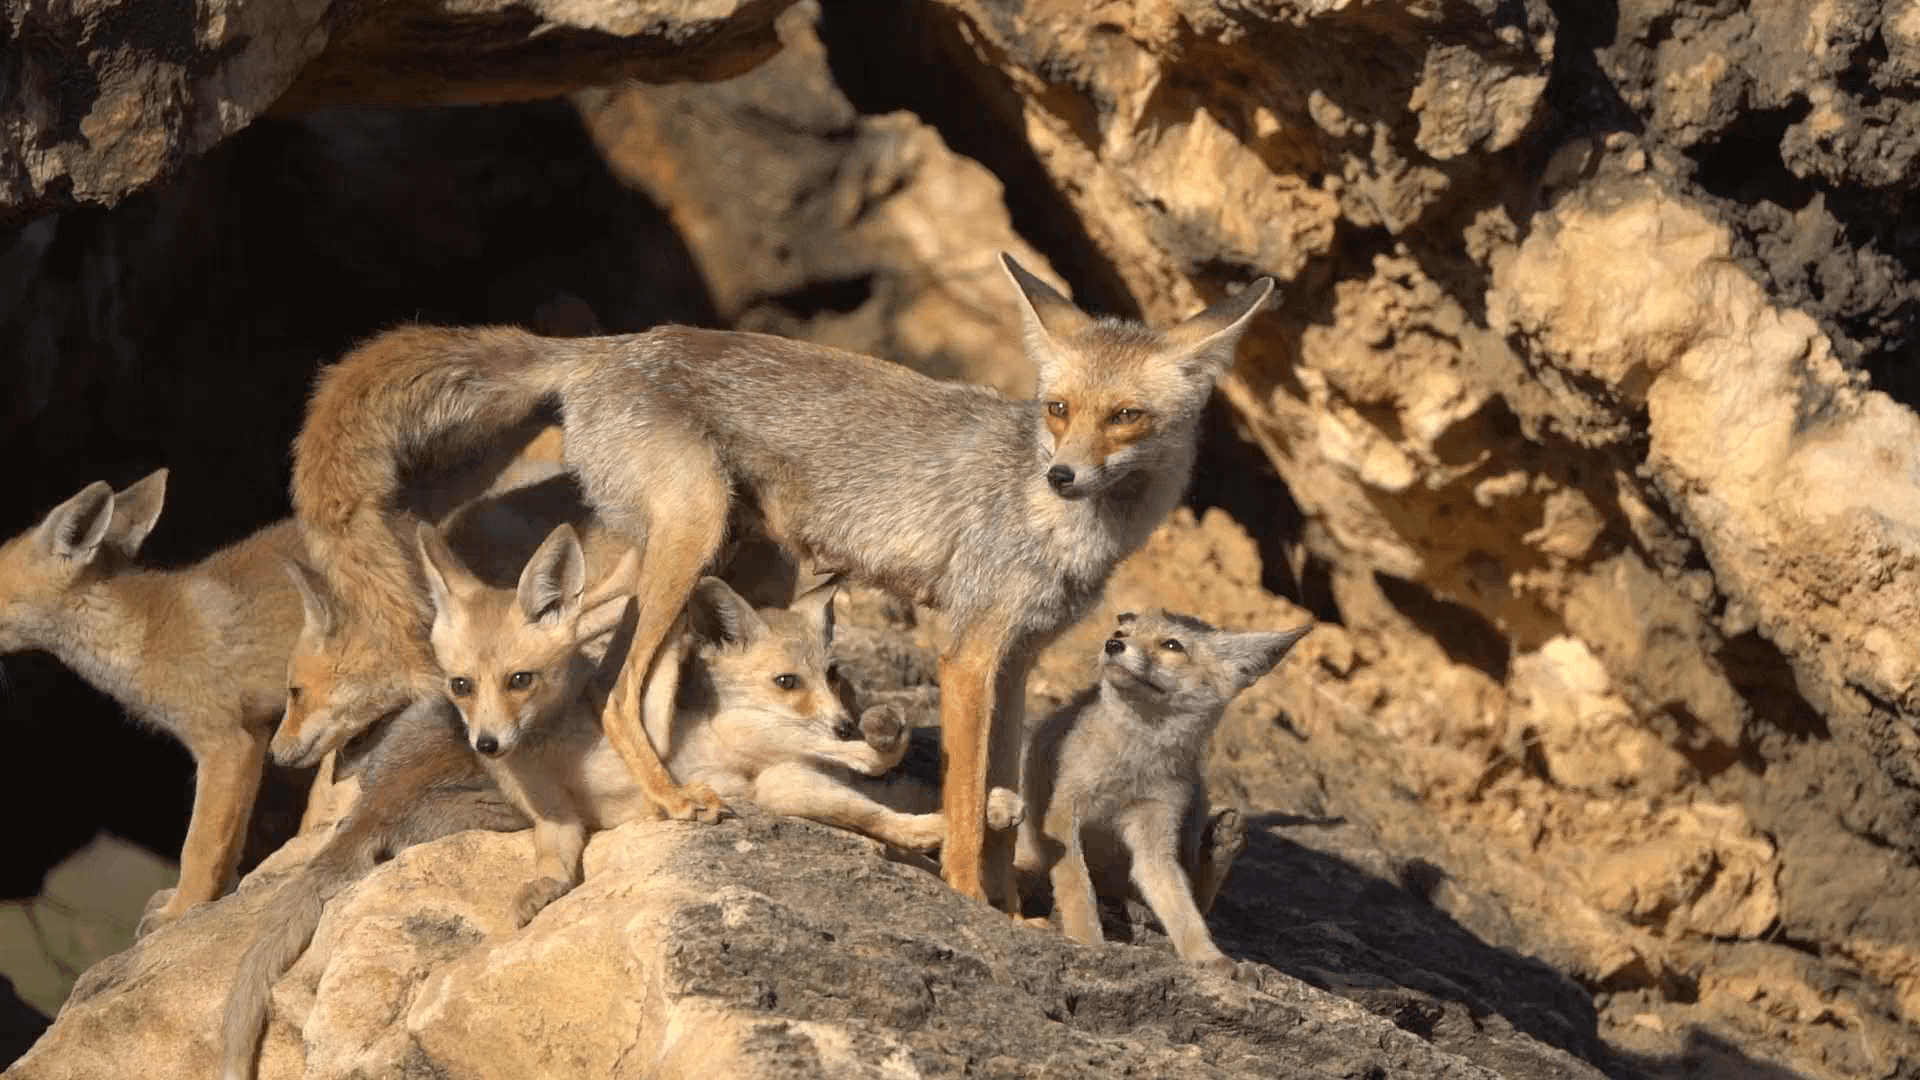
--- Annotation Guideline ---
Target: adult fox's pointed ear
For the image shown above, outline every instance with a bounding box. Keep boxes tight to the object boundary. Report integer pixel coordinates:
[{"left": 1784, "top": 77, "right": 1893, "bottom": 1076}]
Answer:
[
  {"left": 1167, "top": 277, "right": 1276, "bottom": 377},
  {"left": 1002, "top": 253, "right": 1092, "bottom": 376},
  {"left": 36, "top": 481, "right": 117, "bottom": 566},
  {"left": 108, "top": 468, "right": 168, "bottom": 557}
]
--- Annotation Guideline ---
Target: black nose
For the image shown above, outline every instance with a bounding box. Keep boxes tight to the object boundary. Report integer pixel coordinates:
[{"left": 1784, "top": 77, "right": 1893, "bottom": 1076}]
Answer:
[
  {"left": 474, "top": 734, "right": 500, "bottom": 756},
  {"left": 1046, "top": 465, "right": 1075, "bottom": 491},
  {"left": 1104, "top": 637, "right": 1125, "bottom": 655},
  {"left": 834, "top": 717, "right": 860, "bottom": 741}
]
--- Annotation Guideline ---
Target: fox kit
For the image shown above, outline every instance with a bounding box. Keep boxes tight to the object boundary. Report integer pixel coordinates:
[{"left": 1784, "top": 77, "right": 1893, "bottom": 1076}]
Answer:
[
  {"left": 658, "top": 576, "right": 1024, "bottom": 854},
  {"left": 0, "top": 470, "right": 306, "bottom": 933},
  {"left": 417, "top": 523, "right": 1023, "bottom": 924},
  {"left": 1016, "top": 611, "right": 1311, "bottom": 975},
  {"left": 289, "top": 255, "right": 1272, "bottom": 907}
]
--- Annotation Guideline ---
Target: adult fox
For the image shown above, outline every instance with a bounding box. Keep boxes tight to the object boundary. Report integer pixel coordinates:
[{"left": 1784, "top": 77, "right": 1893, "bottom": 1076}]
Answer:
[{"left": 288, "top": 255, "right": 1271, "bottom": 905}]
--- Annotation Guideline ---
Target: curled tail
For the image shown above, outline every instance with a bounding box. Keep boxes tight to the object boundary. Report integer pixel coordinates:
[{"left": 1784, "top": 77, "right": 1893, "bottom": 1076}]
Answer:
[
  {"left": 218, "top": 842, "right": 372, "bottom": 1080},
  {"left": 291, "top": 325, "right": 575, "bottom": 643}
]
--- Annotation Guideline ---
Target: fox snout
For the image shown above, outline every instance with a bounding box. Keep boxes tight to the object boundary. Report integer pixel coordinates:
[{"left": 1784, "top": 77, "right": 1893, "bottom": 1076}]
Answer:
[
  {"left": 1104, "top": 636, "right": 1125, "bottom": 656},
  {"left": 1046, "top": 464, "right": 1077, "bottom": 493}
]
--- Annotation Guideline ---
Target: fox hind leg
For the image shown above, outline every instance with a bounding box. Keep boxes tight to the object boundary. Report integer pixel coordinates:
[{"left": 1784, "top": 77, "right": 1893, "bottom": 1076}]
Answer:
[{"left": 592, "top": 442, "right": 730, "bottom": 823}]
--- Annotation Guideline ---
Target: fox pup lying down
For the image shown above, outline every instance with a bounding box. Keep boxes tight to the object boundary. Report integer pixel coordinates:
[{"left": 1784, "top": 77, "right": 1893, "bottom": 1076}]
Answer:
[
  {"left": 1016, "top": 611, "right": 1311, "bottom": 976},
  {"left": 416, "top": 522, "right": 1023, "bottom": 926}
]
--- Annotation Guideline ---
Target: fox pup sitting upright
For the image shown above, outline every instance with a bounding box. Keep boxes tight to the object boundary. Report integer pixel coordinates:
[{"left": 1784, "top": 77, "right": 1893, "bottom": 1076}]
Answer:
[
  {"left": 415, "top": 522, "right": 1023, "bottom": 926},
  {"left": 1017, "top": 611, "right": 1311, "bottom": 976}
]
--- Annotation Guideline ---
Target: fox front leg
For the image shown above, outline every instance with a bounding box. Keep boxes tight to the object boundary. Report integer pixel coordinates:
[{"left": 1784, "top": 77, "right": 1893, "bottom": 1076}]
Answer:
[{"left": 514, "top": 814, "right": 588, "bottom": 927}]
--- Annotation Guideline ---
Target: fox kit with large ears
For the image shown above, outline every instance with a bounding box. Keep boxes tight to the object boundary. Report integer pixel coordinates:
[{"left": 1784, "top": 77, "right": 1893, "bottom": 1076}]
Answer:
[
  {"left": 0, "top": 470, "right": 307, "bottom": 933},
  {"left": 1017, "top": 611, "right": 1312, "bottom": 976},
  {"left": 288, "top": 254, "right": 1272, "bottom": 908}
]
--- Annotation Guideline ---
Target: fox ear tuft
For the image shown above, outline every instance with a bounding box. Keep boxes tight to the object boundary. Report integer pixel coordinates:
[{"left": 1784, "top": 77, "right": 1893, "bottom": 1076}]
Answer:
[
  {"left": 38, "top": 481, "right": 117, "bottom": 566},
  {"left": 688, "top": 576, "right": 767, "bottom": 648},
  {"left": 1002, "top": 253, "right": 1092, "bottom": 374},
  {"left": 1223, "top": 622, "right": 1313, "bottom": 688},
  {"left": 107, "top": 469, "right": 168, "bottom": 557},
  {"left": 1168, "top": 278, "right": 1274, "bottom": 378},
  {"left": 518, "top": 524, "right": 587, "bottom": 625}
]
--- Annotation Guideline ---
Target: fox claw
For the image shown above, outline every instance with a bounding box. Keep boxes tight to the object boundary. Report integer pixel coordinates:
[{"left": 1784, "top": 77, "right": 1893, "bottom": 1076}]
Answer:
[
  {"left": 986, "top": 787, "right": 1026, "bottom": 831},
  {"left": 134, "top": 888, "right": 184, "bottom": 939},
  {"left": 513, "top": 876, "right": 574, "bottom": 927}
]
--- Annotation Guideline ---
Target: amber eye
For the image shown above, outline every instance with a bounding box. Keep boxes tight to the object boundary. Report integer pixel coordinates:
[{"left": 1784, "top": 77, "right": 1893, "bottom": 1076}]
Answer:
[
  {"left": 1045, "top": 400, "right": 1068, "bottom": 419},
  {"left": 773, "top": 673, "right": 799, "bottom": 691},
  {"left": 1108, "top": 407, "right": 1143, "bottom": 424},
  {"left": 1159, "top": 639, "right": 1184, "bottom": 653},
  {"left": 448, "top": 677, "right": 474, "bottom": 697},
  {"left": 508, "top": 671, "right": 536, "bottom": 691}
]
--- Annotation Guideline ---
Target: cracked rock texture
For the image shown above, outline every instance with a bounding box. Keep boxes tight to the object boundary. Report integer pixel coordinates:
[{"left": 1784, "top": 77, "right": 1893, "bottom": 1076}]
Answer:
[{"left": 6, "top": 0, "right": 1920, "bottom": 1078}]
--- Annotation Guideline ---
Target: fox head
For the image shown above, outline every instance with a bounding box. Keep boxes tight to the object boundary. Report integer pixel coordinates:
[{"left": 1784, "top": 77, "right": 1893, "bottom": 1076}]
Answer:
[
  {"left": 1098, "top": 610, "right": 1312, "bottom": 729},
  {"left": 418, "top": 522, "right": 636, "bottom": 759},
  {"left": 1000, "top": 254, "right": 1274, "bottom": 501},
  {"left": 684, "top": 576, "right": 901, "bottom": 777},
  {"left": 274, "top": 560, "right": 431, "bottom": 769},
  {"left": 0, "top": 470, "right": 167, "bottom": 654}
]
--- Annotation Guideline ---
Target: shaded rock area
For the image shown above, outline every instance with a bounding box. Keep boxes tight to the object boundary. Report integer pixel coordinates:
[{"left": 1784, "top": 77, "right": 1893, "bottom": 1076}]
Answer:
[{"left": 4, "top": 0, "right": 1920, "bottom": 1078}]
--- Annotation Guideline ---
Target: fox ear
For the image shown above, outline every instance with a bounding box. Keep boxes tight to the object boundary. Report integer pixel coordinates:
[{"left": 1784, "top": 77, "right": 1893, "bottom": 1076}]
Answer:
[
  {"left": 284, "top": 559, "right": 337, "bottom": 638},
  {"left": 1220, "top": 622, "right": 1313, "bottom": 688},
  {"left": 37, "top": 481, "right": 117, "bottom": 566},
  {"left": 518, "top": 524, "right": 587, "bottom": 625},
  {"left": 688, "top": 576, "right": 767, "bottom": 648},
  {"left": 1165, "top": 278, "right": 1274, "bottom": 378},
  {"left": 789, "top": 576, "right": 841, "bottom": 645},
  {"left": 414, "top": 523, "right": 471, "bottom": 624},
  {"left": 1001, "top": 253, "right": 1092, "bottom": 375},
  {"left": 107, "top": 468, "right": 168, "bottom": 557}
]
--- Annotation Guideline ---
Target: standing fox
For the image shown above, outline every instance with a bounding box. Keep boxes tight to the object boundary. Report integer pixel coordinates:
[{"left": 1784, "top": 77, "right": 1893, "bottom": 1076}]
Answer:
[
  {"left": 0, "top": 470, "right": 304, "bottom": 933},
  {"left": 1016, "top": 611, "right": 1312, "bottom": 975},
  {"left": 288, "top": 255, "right": 1272, "bottom": 907}
]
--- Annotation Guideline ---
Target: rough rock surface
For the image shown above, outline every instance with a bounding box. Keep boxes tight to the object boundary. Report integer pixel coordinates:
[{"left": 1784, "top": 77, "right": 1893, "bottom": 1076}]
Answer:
[
  {"left": 7, "top": 805, "right": 1599, "bottom": 1080},
  {"left": 0, "top": 0, "right": 793, "bottom": 222}
]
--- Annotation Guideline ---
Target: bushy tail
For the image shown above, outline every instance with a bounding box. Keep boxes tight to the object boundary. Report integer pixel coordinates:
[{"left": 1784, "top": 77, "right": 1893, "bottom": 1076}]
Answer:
[
  {"left": 218, "top": 843, "right": 375, "bottom": 1080},
  {"left": 291, "top": 325, "right": 574, "bottom": 644}
]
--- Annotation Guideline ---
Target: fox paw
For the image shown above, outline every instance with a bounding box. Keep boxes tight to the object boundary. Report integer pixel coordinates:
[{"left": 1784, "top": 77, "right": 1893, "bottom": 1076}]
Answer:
[
  {"left": 1204, "top": 806, "right": 1248, "bottom": 867},
  {"left": 859, "top": 704, "right": 907, "bottom": 755},
  {"left": 134, "top": 888, "right": 184, "bottom": 940},
  {"left": 659, "top": 782, "right": 730, "bottom": 824},
  {"left": 986, "top": 787, "right": 1026, "bottom": 831},
  {"left": 1196, "top": 951, "right": 1262, "bottom": 985},
  {"left": 513, "top": 876, "right": 575, "bottom": 927}
]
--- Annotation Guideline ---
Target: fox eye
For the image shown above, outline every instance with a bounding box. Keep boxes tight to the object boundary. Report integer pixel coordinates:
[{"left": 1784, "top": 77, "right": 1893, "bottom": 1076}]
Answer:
[
  {"left": 1045, "top": 400, "right": 1068, "bottom": 419},
  {"left": 773, "top": 673, "right": 799, "bottom": 691},
  {"left": 448, "top": 676, "right": 474, "bottom": 697},
  {"left": 1108, "top": 407, "right": 1143, "bottom": 425},
  {"left": 1159, "top": 638, "right": 1184, "bottom": 653},
  {"left": 507, "top": 671, "right": 536, "bottom": 691}
]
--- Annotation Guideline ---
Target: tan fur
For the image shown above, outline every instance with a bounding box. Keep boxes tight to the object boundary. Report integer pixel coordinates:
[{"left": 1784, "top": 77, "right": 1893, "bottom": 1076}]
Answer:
[
  {"left": 1016, "top": 612, "right": 1310, "bottom": 977},
  {"left": 0, "top": 471, "right": 302, "bottom": 933},
  {"left": 277, "top": 257, "right": 1271, "bottom": 908}
]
